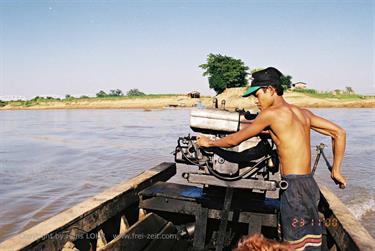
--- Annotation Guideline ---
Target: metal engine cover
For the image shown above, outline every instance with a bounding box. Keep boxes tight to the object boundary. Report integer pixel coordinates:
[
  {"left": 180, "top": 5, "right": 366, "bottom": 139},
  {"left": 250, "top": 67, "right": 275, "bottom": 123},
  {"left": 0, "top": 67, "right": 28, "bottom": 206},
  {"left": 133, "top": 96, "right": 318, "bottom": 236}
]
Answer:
[
  {"left": 190, "top": 108, "right": 251, "bottom": 133},
  {"left": 212, "top": 154, "right": 238, "bottom": 175}
]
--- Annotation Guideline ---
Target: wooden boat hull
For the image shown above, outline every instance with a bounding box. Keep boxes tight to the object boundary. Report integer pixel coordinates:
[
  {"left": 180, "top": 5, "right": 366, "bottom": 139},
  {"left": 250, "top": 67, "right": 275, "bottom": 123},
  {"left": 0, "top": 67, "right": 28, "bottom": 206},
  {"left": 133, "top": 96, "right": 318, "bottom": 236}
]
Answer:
[{"left": 0, "top": 162, "right": 374, "bottom": 251}]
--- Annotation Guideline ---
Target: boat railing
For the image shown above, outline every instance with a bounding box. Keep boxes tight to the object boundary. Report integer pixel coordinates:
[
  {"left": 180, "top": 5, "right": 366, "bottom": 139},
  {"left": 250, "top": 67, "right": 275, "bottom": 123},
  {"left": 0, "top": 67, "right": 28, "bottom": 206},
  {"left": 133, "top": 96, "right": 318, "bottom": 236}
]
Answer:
[
  {"left": 0, "top": 162, "right": 176, "bottom": 251},
  {"left": 318, "top": 183, "right": 375, "bottom": 251}
]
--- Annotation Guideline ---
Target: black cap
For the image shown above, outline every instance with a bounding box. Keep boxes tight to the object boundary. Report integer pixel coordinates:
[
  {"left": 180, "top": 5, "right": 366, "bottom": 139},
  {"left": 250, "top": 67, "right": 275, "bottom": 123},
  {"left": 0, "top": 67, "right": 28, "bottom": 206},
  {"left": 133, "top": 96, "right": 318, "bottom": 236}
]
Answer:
[{"left": 242, "top": 67, "right": 283, "bottom": 97}]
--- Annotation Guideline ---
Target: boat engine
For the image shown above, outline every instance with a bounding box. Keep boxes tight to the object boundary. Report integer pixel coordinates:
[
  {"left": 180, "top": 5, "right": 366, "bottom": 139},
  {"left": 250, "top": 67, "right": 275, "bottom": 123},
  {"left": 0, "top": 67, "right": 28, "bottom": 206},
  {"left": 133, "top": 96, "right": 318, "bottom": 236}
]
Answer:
[{"left": 174, "top": 107, "right": 288, "bottom": 198}]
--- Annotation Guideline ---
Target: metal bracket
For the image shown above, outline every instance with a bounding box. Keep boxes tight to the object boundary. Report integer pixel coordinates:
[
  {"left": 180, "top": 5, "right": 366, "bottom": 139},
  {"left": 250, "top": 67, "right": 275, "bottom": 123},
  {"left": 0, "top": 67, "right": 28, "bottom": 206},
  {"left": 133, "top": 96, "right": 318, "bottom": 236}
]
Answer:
[{"left": 186, "top": 173, "right": 278, "bottom": 191}]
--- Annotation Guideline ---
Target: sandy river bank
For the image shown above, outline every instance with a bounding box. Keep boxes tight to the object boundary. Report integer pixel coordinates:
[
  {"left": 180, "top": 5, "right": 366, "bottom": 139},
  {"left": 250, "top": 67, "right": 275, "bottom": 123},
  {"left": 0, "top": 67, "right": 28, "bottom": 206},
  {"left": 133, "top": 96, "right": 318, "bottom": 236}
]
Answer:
[{"left": 1, "top": 88, "right": 374, "bottom": 110}]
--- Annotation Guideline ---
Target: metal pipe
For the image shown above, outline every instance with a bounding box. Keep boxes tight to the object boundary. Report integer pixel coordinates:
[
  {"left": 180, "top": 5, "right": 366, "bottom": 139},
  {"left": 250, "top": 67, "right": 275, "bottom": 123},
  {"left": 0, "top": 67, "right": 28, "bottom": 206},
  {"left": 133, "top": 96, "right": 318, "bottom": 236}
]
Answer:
[
  {"left": 212, "top": 97, "right": 218, "bottom": 109},
  {"left": 220, "top": 100, "right": 226, "bottom": 110},
  {"left": 312, "top": 143, "right": 326, "bottom": 175},
  {"left": 278, "top": 180, "right": 289, "bottom": 190}
]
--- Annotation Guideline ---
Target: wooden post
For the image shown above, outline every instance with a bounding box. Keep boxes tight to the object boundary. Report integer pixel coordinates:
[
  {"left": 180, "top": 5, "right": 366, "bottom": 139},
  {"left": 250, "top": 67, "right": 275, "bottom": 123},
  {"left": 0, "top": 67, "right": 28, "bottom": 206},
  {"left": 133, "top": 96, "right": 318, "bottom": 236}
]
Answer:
[
  {"left": 139, "top": 208, "right": 147, "bottom": 220},
  {"left": 96, "top": 229, "right": 107, "bottom": 249},
  {"left": 119, "top": 215, "right": 130, "bottom": 234}
]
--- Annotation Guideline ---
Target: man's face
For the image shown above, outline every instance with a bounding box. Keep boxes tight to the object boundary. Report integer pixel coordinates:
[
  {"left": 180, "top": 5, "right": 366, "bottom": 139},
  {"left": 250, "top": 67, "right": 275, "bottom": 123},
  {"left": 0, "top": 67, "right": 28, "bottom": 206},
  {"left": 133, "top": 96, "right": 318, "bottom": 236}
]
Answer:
[{"left": 253, "top": 87, "right": 273, "bottom": 111}]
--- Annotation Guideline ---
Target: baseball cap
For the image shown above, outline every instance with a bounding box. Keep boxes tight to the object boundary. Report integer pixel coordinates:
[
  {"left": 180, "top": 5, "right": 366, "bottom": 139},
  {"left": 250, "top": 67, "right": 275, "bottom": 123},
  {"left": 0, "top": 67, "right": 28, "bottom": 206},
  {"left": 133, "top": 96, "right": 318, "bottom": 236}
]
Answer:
[{"left": 242, "top": 67, "right": 283, "bottom": 97}]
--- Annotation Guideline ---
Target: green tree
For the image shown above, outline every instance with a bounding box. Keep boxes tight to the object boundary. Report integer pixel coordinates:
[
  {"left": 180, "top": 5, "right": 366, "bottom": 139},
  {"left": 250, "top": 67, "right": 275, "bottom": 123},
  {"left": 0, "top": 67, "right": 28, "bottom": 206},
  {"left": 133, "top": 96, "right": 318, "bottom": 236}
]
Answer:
[
  {"left": 96, "top": 90, "right": 108, "bottom": 97},
  {"left": 0, "top": 100, "right": 7, "bottom": 107},
  {"left": 109, "top": 89, "right": 124, "bottom": 96},
  {"left": 280, "top": 75, "right": 292, "bottom": 90},
  {"left": 31, "top": 96, "right": 41, "bottom": 101},
  {"left": 345, "top": 86, "right": 354, "bottom": 94},
  {"left": 199, "top": 54, "right": 249, "bottom": 94},
  {"left": 126, "top": 88, "right": 145, "bottom": 96}
]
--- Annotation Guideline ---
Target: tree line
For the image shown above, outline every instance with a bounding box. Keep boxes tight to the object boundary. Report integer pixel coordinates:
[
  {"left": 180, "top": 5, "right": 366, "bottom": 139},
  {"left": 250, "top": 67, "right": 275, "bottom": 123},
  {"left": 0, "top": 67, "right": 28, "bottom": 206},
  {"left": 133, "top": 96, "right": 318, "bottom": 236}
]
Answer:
[
  {"left": 0, "top": 89, "right": 147, "bottom": 105},
  {"left": 199, "top": 54, "right": 293, "bottom": 94},
  {"left": 64, "top": 88, "right": 146, "bottom": 99},
  {"left": 199, "top": 53, "right": 357, "bottom": 96},
  {"left": 95, "top": 88, "right": 145, "bottom": 97}
]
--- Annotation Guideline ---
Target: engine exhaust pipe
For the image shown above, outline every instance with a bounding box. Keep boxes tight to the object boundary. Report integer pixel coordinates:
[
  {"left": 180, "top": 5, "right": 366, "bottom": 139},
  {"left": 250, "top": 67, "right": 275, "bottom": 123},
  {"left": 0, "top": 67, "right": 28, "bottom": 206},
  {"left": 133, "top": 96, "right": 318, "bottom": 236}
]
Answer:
[{"left": 278, "top": 180, "right": 289, "bottom": 190}]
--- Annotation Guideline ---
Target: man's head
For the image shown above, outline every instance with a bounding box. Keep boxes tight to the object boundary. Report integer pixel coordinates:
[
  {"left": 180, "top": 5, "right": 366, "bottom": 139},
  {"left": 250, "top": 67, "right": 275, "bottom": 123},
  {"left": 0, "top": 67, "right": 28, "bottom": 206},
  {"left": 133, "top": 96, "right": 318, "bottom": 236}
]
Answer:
[{"left": 242, "top": 67, "right": 284, "bottom": 97}]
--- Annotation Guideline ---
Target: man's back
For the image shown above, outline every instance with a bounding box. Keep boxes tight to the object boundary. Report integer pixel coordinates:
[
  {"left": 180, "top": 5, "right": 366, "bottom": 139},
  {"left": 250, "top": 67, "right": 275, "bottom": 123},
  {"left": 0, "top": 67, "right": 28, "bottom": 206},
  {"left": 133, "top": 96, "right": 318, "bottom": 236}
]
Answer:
[
  {"left": 197, "top": 79, "right": 346, "bottom": 188},
  {"left": 268, "top": 104, "right": 312, "bottom": 175}
]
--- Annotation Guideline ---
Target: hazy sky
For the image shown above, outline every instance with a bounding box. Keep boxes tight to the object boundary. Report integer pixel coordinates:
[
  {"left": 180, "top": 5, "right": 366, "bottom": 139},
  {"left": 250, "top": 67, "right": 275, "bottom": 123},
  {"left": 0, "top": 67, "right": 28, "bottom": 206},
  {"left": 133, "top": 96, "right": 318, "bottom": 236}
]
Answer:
[{"left": 0, "top": 0, "right": 374, "bottom": 99}]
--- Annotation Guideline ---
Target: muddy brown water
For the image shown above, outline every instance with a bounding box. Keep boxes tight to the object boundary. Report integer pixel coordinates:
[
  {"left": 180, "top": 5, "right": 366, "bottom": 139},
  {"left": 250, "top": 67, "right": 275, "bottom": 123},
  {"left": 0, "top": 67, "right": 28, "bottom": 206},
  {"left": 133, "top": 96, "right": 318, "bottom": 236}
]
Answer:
[{"left": 0, "top": 108, "right": 374, "bottom": 242}]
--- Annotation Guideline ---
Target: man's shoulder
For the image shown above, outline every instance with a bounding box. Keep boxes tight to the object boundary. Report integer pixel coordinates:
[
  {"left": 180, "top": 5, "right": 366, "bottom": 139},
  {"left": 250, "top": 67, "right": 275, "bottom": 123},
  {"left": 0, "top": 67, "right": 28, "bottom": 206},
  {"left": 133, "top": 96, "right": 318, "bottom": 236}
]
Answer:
[
  {"left": 267, "top": 103, "right": 292, "bottom": 115},
  {"left": 260, "top": 106, "right": 289, "bottom": 124},
  {"left": 259, "top": 106, "right": 281, "bottom": 118},
  {"left": 267, "top": 104, "right": 312, "bottom": 123},
  {"left": 284, "top": 104, "right": 313, "bottom": 116}
]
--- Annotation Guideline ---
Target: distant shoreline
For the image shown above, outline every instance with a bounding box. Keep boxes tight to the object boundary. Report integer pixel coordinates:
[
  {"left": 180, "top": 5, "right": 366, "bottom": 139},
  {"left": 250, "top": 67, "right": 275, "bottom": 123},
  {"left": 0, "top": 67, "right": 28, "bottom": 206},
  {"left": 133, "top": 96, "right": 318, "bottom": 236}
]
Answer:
[{"left": 1, "top": 89, "right": 374, "bottom": 111}]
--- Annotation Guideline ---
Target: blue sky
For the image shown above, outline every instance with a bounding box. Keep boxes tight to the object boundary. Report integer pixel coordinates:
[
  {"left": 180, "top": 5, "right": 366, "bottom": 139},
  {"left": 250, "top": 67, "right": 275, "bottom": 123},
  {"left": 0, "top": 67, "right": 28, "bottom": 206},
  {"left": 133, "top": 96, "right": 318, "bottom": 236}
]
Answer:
[{"left": 0, "top": 0, "right": 374, "bottom": 99}]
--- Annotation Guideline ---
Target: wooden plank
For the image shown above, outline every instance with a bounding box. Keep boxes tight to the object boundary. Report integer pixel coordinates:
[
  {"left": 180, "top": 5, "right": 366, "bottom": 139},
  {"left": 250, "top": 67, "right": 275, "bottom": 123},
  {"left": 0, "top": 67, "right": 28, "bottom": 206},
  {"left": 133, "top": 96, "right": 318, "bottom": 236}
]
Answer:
[
  {"left": 140, "top": 182, "right": 279, "bottom": 214},
  {"left": 318, "top": 184, "right": 375, "bottom": 251},
  {"left": 99, "top": 213, "right": 167, "bottom": 251},
  {"left": 97, "top": 229, "right": 108, "bottom": 249},
  {"left": 143, "top": 222, "right": 177, "bottom": 251},
  {"left": 139, "top": 208, "right": 147, "bottom": 220},
  {"left": 193, "top": 206, "right": 208, "bottom": 251},
  {"left": 140, "top": 197, "right": 278, "bottom": 227},
  {"left": 216, "top": 187, "right": 234, "bottom": 251},
  {"left": 141, "top": 196, "right": 199, "bottom": 214},
  {"left": 247, "top": 215, "right": 262, "bottom": 235},
  {"left": 0, "top": 162, "right": 176, "bottom": 251},
  {"left": 119, "top": 215, "right": 130, "bottom": 234}
]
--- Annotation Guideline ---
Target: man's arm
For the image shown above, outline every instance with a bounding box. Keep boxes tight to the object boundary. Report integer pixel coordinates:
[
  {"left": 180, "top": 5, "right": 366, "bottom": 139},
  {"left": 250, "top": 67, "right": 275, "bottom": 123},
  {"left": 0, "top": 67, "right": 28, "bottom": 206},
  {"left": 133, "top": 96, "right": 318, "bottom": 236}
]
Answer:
[
  {"left": 197, "top": 110, "right": 273, "bottom": 148},
  {"left": 305, "top": 109, "right": 347, "bottom": 188}
]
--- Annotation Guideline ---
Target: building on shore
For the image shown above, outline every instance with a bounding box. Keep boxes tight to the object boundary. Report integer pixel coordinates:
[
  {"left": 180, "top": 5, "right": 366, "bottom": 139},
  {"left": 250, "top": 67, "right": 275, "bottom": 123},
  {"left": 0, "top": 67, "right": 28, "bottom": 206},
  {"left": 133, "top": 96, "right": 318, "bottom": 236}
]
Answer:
[
  {"left": 187, "top": 91, "right": 200, "bottom": 98},
  {"left": 291, "top": 82, "right": 307, "bottom": 90}
]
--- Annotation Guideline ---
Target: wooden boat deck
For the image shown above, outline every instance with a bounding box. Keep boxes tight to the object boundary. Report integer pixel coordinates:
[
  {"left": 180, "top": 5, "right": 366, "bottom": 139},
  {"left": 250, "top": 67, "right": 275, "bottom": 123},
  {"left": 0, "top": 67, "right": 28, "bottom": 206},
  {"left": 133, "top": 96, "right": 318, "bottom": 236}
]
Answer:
[{"left": 0, "top": 162, "right": 374, "bottom": 251}]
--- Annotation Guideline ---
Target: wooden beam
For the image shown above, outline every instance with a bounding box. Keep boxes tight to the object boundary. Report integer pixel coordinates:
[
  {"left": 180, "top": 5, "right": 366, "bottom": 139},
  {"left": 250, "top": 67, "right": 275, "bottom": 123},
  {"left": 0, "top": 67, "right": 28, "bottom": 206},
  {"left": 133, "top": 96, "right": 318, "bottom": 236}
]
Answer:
[
  {"left": 318, "top": 183, "right": 375, "bottom": 251},
  {"left": 247, "top": 215, "right": 262, "bottom": 235},
  {"left": 193, "top": 206, "right": 208, "bottom": 251},
  {"left": 99, "top": 213, "right": 167, "bottom": 251},
  {"left": 139, "top": 208, "right": 147, "bottom": 220},
  {"left": 143, "top": 222, "right": 177, "bottom": 251},
  {"left": 119, "top": 215, "right": 130, "bottom": 234},
  {"left": 96, "top": 229, "right": 107, "bottom": 249},
  {"left": 140, "top": 196, "right": 278, "bottom": 227}
]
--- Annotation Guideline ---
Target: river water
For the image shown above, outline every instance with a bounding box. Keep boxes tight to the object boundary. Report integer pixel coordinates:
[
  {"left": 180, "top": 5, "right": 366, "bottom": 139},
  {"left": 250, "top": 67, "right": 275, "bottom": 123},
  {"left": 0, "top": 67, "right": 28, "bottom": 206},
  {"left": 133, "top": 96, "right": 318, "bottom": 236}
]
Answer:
[{"left": 0, "top": 108, "right": 374, "bottom": 242}]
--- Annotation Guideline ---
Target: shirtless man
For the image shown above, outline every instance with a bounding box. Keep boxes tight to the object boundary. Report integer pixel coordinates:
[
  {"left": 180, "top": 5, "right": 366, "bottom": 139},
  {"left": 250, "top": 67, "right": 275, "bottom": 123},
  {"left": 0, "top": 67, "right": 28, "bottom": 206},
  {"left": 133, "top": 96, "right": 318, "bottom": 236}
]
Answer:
[{"left": 196, "top": 67, "right": 346, "bottom": 250}]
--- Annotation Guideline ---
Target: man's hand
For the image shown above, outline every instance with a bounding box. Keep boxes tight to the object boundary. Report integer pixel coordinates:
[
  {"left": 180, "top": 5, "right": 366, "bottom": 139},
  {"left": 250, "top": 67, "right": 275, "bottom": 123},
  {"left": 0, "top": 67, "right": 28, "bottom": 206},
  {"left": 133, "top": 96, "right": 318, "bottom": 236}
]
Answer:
[
  {"left": 331, "top": 171, "right": 347, "bottom": 189},
  {"left": 196, "top": 135, "right": 212, "bottom": 148}
]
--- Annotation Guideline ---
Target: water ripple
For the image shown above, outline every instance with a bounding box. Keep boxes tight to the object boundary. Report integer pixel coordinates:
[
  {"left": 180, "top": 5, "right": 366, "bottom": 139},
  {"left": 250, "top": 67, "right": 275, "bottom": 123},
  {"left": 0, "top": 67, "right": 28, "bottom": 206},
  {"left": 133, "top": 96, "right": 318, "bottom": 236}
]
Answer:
[{"left": 0, "top": 108, "right": 374, "bottom": 241}]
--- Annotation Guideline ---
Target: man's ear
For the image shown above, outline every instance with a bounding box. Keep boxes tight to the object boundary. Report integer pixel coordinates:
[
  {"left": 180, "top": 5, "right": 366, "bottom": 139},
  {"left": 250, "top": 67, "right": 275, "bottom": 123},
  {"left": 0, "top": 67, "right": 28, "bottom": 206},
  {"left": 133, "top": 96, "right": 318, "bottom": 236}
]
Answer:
[{"left": 269, "top": 86, "right": 276, "bottom": 96}]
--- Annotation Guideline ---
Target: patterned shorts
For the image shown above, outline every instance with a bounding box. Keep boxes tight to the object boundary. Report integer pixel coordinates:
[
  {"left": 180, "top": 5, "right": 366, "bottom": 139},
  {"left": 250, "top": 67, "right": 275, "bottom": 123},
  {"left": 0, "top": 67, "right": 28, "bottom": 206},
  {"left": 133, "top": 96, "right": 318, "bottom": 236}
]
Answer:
[{"left": 280, "top": 174, "right": 323, "bottom": 251}]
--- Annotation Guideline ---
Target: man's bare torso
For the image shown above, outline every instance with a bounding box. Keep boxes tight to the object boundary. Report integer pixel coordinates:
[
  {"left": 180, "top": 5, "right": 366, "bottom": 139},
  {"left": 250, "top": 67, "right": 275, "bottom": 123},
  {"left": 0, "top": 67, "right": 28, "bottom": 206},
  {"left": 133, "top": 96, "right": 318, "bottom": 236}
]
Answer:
[
  {"left": 196, "top": 90, "right": 346, "bottom": 188},
  {"left": 267, "top": 104, "right": 312, "bottom": 175}
]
